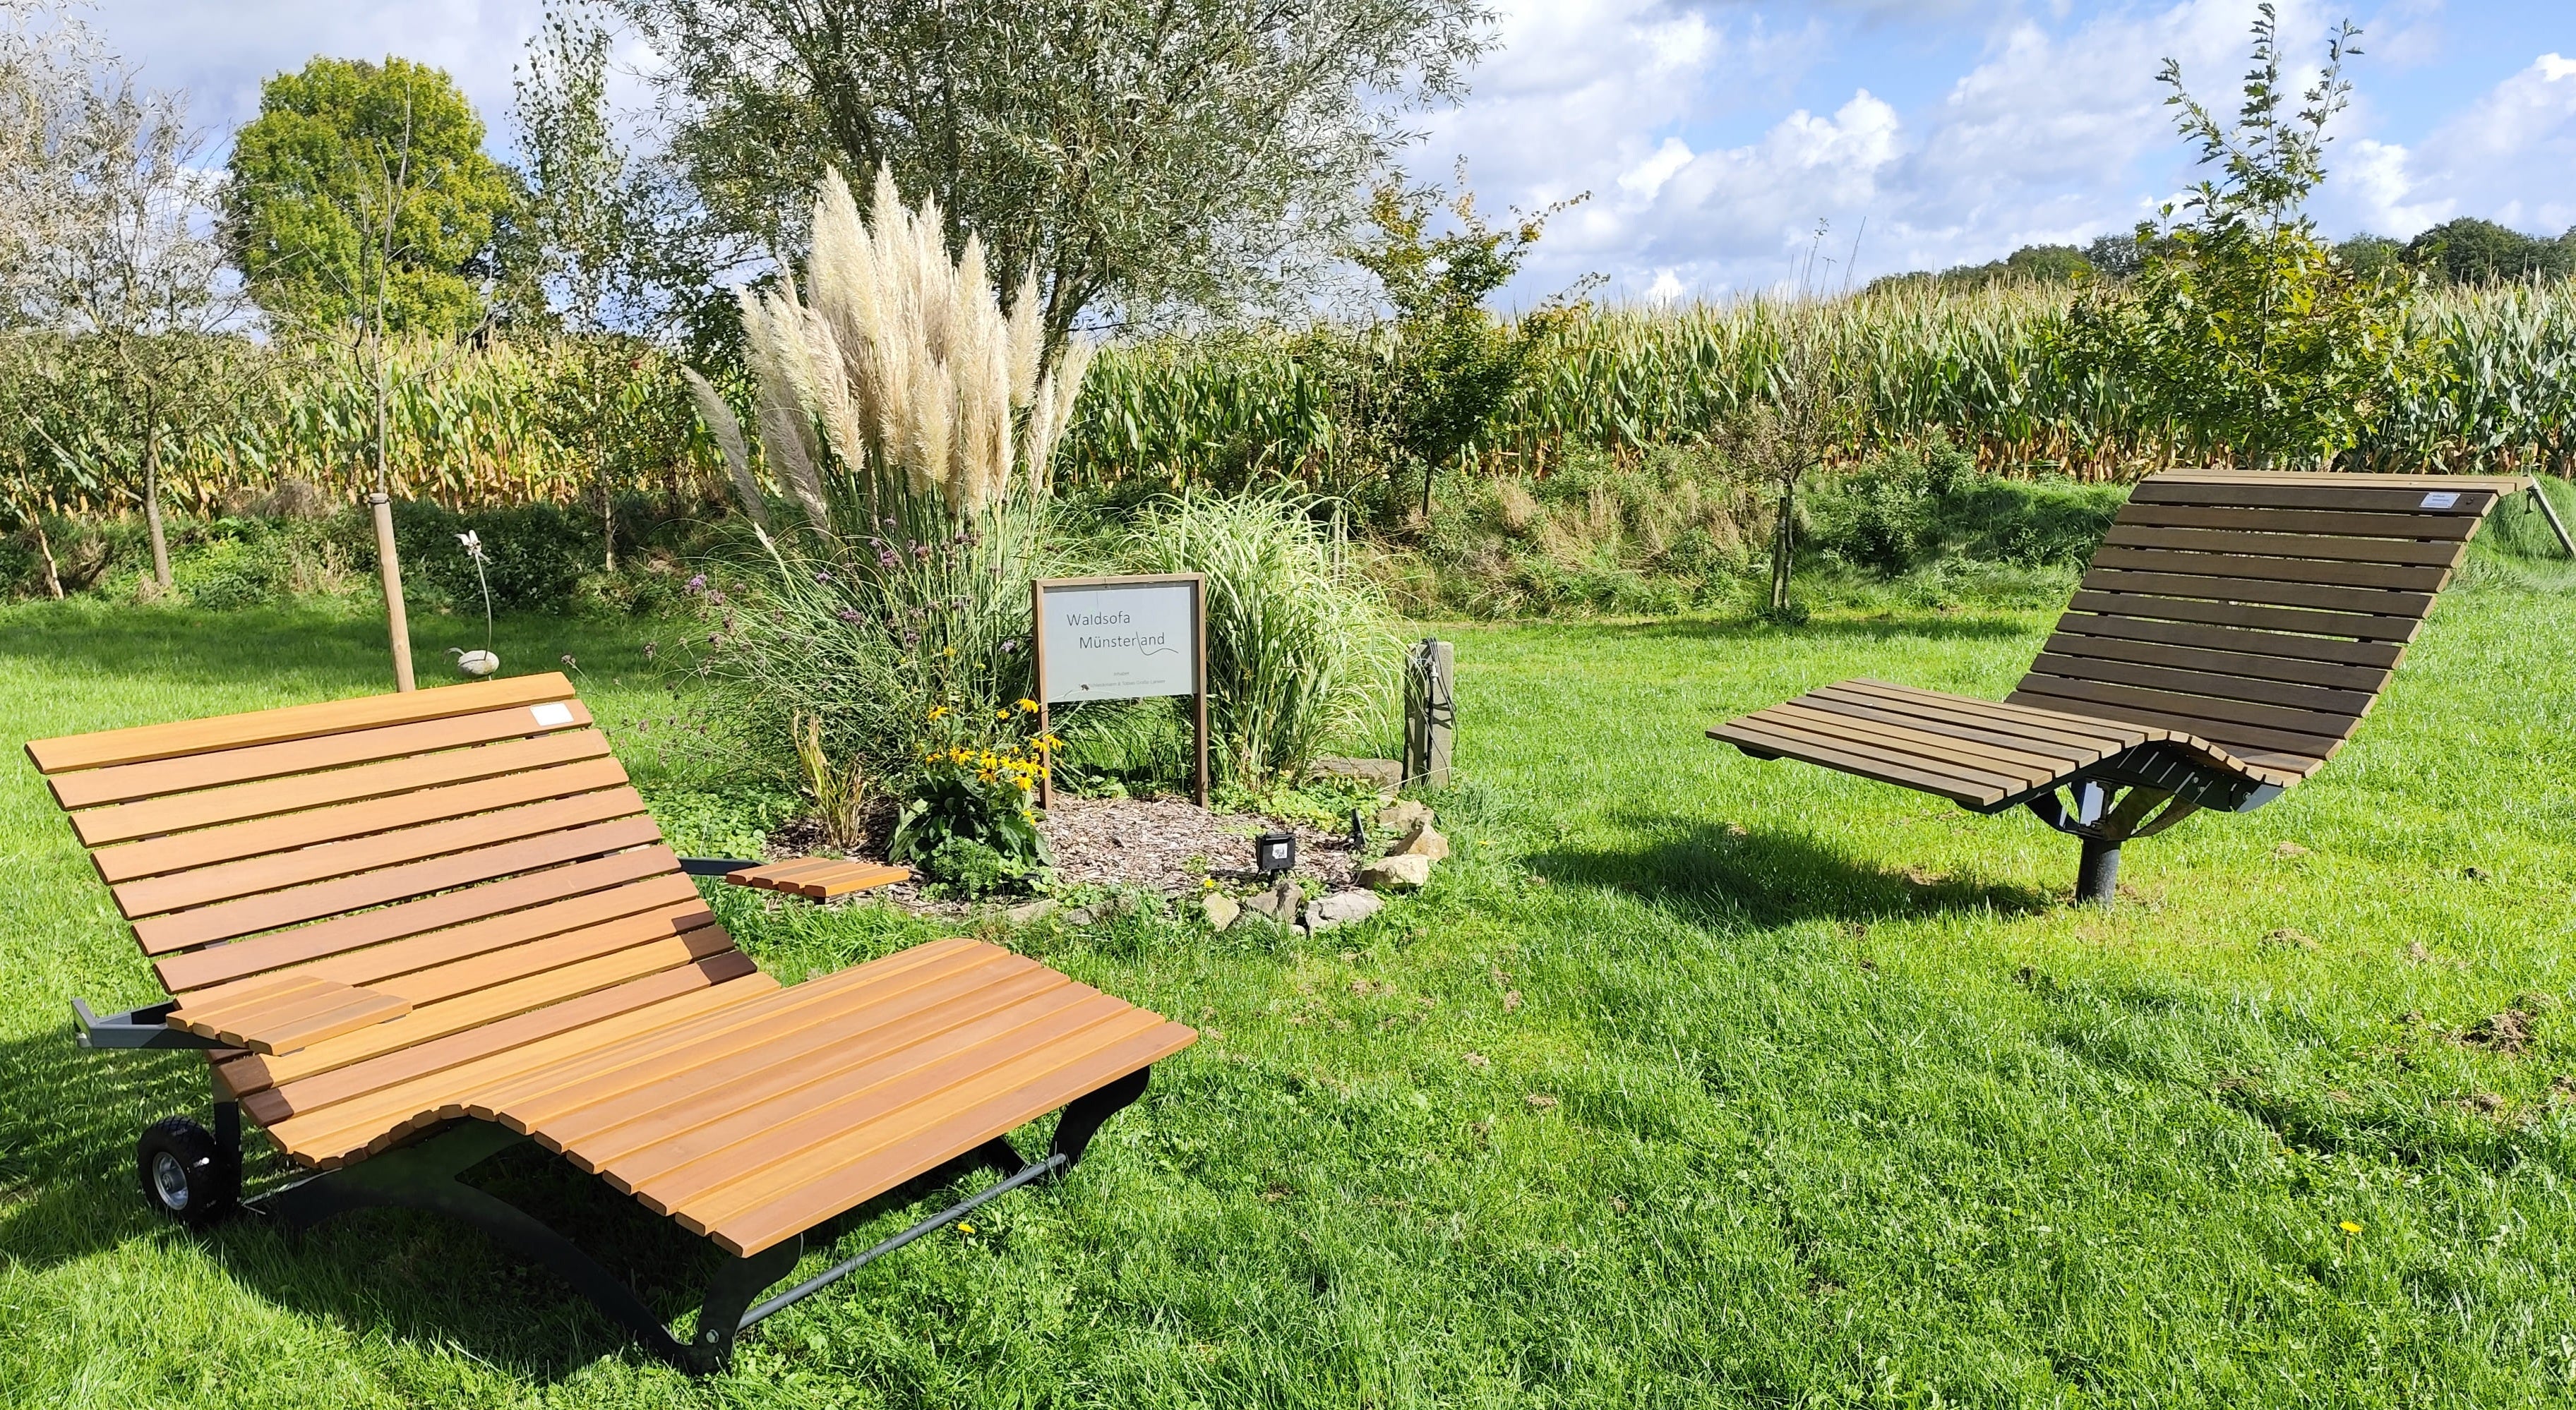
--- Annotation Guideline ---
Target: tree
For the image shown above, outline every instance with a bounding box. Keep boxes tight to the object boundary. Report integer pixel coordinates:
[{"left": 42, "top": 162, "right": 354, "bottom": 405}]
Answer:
[
  {"left": 1342, "top": 169, "right": 1586, "bottom": 523},
  {"left": 222, "top": 56, "right": 516, "bottom": 337},
  {"left": 2335, "top": 232, "right": 2404, "bottom": 280},
  {"left": 2068, "top": 4, "right": 2431, "bottom": 469},
  {"left": 1720, "top": 306, "right": 1867, "bottom": 620},
  {"left": 603, "top": 0, "right": 1492, "bottom": 366},
  {"left": 2401, "top": 217, "right": 2572, "bottom": 285}
]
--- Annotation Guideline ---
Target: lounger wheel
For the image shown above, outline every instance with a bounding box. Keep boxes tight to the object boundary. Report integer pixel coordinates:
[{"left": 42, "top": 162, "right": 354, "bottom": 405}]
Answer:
[{"left": 137, "top": 1116, "right": 239, "bottom": 1228}]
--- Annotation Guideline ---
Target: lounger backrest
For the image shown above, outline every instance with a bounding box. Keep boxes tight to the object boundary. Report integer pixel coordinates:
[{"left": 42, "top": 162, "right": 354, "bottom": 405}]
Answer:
[
  {"left": 2010, "top": 471, "right": 2523, "bottom": 783},
  {"left": 23, "top": 673, "right": 751, "bottom": 1114}
]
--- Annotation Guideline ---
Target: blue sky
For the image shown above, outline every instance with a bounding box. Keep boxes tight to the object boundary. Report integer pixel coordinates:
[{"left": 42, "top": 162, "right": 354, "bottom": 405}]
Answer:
[{"left": 93, "top": 0, "right": 2576, "bottom": 306}]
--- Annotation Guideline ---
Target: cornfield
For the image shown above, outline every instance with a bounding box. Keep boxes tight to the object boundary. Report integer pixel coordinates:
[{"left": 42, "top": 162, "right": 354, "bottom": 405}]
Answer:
[
  {"left": 1054, "top": 280, "right": 2576, "bottom": 488},
  {"left": 7, "top": 333, "right": 728, "bottom": 517}
]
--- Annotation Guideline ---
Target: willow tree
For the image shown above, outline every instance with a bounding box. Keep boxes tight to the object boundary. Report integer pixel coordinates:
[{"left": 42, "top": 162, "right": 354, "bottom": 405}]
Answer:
[{"left": 585, "top": 0, "right": 1491, "bottom": 360}]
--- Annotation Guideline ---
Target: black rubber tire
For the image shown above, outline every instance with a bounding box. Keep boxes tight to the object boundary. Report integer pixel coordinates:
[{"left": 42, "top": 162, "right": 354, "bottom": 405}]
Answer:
[{"left": 136, "top": 1116, "right": 238, "bottom": 1228}]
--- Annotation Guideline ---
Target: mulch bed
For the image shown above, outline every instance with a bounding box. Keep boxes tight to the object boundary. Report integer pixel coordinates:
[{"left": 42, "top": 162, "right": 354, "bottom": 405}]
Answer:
[{"left": 763, "top": 793, "right": 1365, "bottom": 918}]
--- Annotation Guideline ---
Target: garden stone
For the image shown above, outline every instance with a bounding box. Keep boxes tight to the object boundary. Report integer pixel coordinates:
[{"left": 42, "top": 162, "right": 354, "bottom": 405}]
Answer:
[
  {"left": 1005, "top": 898, "right": 1059, "bottom": 927},
  {"left": 1304, "top": 890, "right": 1384, "bottom": 932},
  {"left": 1202, "top": 892, "right": 1240, "bottom": 931},
  {"left": 1374, "top": 800, "right": 1434, "bottom": 835},
  {"left": 1309, "top": 757, "right": 1404, "bottom": 791},
  {"left": 1358, "top": 853, "right": 1433, "bottom": 891},
  {"left": 1063, "top": 907, "right": 1096, "bottom": 927},
  {"left": 1391, "top": 821, "right": 1450, "bottom": 860},
  {"left": 1239, "top": 879, "right": 1301, "bottom": 926}
]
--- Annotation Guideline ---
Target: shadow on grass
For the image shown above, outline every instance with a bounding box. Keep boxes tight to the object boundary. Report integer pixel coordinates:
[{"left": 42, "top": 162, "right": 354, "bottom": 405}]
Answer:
[
  {"left": 1530, "top": 815, "right": 2058, "bottom": 927},
  {"left": 1487, "top": 613, "right": 2035, "bottom": 646},
  {"left": 0, "top": 1016, "right": 1049, "bottom": 1380}
]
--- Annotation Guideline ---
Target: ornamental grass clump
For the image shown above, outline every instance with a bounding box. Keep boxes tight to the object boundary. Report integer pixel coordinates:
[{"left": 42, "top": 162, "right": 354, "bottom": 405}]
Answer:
[
  {"left": 1126, "top": 491, "right": 1398, "bottom": 790},
  {"left": 688, "top": 168, "right": 1093, "bottom": 867}
]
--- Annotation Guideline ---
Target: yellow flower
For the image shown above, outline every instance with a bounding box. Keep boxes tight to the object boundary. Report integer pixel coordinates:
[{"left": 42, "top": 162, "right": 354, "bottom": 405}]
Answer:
[
  {"left": 943, "top": 646, "right": 957, "bottom": 658},
  {"left": 927, "top": 705, "right": 949, "bottom": 721},
  {"left": 1017, "top": 698, "right": 1038, "bottom": 713},
  {"left": 2340, "top": 1221, "right": 2361, "bottom": 1234},
  {"left": 958, "top": 1221, "right": 974, "bottom": 1234},
  {"left": 996, "top": 709, "right": 1010, "bottom": 720}
]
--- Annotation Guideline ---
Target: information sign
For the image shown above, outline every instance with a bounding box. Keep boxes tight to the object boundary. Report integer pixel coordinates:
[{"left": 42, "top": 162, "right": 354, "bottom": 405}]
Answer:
[{"left": 1031, "top": 574, "right": 1209, "bottom": 805}]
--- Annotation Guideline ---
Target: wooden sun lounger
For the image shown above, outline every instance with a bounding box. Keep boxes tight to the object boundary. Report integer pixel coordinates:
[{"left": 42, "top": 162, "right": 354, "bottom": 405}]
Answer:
[
  {"left": 26, "top": 673, "right": 1194, "bottom": 1370},
  {"left": 1711, "top": 470, "right": 2566, "bottom": 902}
]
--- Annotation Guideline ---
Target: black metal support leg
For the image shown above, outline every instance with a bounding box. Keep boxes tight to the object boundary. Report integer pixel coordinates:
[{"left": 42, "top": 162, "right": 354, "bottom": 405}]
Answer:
[
  {"left": 2075, "top": 836, "right": 2120, "bottom": 905},
  {"left": 253, "top": 1121, "right": 697, "bottom": 1366},
  {"left": 685, "top": 1235, "right": 803, "bottom": 1373},
  {"left": 1050, "top": 1066, "right": 1151, "bottom": 1171}
]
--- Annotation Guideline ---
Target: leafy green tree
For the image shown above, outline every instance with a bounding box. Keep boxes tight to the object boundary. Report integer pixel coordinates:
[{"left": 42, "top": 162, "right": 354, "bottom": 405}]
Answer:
[
  {"left": 2402, "top": 217, "right": 2573, "bottom": 285},
  {"left": 604, "top": 0, "right": 1492, "bottom": 366},
  {"left": 222, "top": 56, "right": 516, "bottom": 337},
  {"left": 2335, "top": 232, "right": 2404, "bottom": 280},
  {"left": 2068, "top": 4, "right": 2431, "bottom": 469},
  {"left": 1341, "top": 171, "right": 1588, "bottom": 523}
]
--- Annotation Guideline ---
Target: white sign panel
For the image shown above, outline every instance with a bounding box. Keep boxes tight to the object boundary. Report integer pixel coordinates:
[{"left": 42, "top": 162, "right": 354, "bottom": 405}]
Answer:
[
  {"left": 2419, "top": 491, "right": 2460, "bottom": 510},
  {"left": 1038, "top": 579, "right": 1199, "bottom": 702}
]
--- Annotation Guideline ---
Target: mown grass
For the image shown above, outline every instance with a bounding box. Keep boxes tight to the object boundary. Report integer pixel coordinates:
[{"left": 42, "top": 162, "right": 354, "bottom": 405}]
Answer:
[{"left": 1, "top": 552, "right": 2572, "bottom": 1407}]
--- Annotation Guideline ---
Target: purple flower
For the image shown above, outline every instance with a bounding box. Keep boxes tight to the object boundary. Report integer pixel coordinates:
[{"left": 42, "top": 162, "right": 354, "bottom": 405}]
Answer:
[
  {"left": 685, "top": 574, "right": 707, "bottom": 593},
  {"left": 1000, "top": 639, "right": 1019, "bottom": 654},
  {"left": 882, "top": 517, "right": 898, "bottom": 530},
  {"left": 837, "top": 608, "right": 862, "bottom": 622},
  {"left": 911, "top": 543, "right": 932, "bottom": 560},
  {"left": 877, "top": 550, "right": 899, "bottom": 570},
  {"left": 815, "top": 570, "right": 834, "bottom": 584},
  {"left": 902, "top": 630, "right": 921, "bottom": 646},
  {"left": 706, "top": 589, "right": 725, "bottom": 605}
]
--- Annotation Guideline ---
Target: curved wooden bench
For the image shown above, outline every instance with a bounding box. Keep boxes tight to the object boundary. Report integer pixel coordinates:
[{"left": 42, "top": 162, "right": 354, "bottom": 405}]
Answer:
[
  {"left": 28, "top": 673, "right": 1193, "bottom": 1370},
  {"left": 1713, "top": 470, "right": 2558, "bottom": 901}
]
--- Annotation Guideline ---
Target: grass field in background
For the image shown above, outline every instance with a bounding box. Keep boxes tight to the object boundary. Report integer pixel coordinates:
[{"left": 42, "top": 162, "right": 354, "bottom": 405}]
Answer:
[{"left": 1, "top": 556, "right": 2572, "bottom": 1407}]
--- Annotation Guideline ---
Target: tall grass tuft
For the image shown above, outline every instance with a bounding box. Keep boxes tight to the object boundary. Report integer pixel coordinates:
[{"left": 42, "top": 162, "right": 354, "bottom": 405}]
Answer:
[{"left": 1125, "top": 492, "right": 1398, "bottom": 789}]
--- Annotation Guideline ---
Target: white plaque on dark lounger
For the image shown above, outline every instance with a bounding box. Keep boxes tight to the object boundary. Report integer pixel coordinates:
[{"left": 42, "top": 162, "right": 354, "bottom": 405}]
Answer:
[{"left": 1038, "top": 580, "right": 1199, "bottom": 702}]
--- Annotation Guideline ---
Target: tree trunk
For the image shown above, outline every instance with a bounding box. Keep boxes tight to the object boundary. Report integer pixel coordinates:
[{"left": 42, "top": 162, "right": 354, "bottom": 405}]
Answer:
[
  {"left": 143, "top": 426, "right": 172, "bottom": 591},
  {"left": 599, "top": 459, "right": 616, "bottom": 573},
  {"left": 1770, "top": 480, "right": 1797, "bottom": 614},
  {"left": 31, "top": 514, "right": 63, "bottom": 599},
  {"left": 371, "top": 491, "right": 415, "bottom": 692}
]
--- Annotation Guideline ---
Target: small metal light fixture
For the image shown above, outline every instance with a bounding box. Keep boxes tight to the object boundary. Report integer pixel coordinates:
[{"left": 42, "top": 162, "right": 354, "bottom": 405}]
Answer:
[
  {"left": 1346, "top": 808, "right": 1367, "bottom": 850},
  {"left": 1254, "top": 830, "right": 1296, "bottom": 878}
]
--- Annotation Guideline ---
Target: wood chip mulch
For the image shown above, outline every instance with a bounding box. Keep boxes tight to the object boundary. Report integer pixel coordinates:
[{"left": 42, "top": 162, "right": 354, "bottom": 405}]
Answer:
[{"left": 761, "top": 793, "right": 1362, "bottom": 918}]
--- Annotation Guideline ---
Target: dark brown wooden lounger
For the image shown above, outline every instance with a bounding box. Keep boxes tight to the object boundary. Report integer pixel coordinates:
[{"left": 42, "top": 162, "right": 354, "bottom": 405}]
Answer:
[
  {"left": 27, "top": 673, "right": 1193, "bottom": 1370},
  {"left": 1712, "top": 470, "right": 2563, "bottom": 902}
]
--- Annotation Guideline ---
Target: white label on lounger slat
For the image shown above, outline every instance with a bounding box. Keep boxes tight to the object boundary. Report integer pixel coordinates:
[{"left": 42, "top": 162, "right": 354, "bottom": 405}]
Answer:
[
  {"left": 529, "top": 702, "right": 575, "bottom": 727},
  {"left": 2421, "top": 491, "right": 2460, "bottom": 509}
]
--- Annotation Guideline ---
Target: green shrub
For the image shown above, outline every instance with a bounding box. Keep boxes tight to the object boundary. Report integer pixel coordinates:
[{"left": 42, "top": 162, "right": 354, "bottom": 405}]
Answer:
[
  {"left": 387, "top": 500, "right": 594, "bottom": 613},
  {"left": 885, "top": 735, "right": 1053, "bottom": 896}
]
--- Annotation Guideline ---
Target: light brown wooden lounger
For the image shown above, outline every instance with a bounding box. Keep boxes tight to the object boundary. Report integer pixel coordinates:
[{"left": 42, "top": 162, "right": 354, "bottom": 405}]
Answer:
[
  {"left": 1711, "top": 470, "right": 2563, "bottom": 901},
  {"left": 26, "top": 673, "right": 1193, "bottom": 1370}
]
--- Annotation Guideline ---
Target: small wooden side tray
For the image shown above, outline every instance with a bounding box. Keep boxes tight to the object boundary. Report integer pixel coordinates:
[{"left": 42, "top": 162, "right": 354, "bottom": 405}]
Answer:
[
  {"left": 168, "top": 975, "right": 412, "bottom": 1056},
  {"left": 723, "top": 858, "right": 910, "bottom": 898}
]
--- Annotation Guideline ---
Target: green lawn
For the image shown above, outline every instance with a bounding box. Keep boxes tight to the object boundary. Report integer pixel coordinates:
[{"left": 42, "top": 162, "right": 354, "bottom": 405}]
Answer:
[{"left": 2, "top": 562, "right": 2572, "bottom": 1408}]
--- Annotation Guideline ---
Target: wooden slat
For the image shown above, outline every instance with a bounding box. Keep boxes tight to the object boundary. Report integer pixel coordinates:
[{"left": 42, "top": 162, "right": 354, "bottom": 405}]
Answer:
[
  {"left": 2116, "top": 503, "right": 2481, "bottom": 541},
  {"left": 483, "top": 939, "right": 1003, "bottom": 1133},
  {"left": 2151, "top": 469, "right": 2528, "bottom": 491},
  {"left": 2022, "top": 652, "right": 2378, "bottom": 716},
  {"left": 48, "top": 701, "right": 597, "bottom": 811},
  {"left": 704, "top": 1018, "right": 1195, "bottom": 1255},
  {"left": 2050, "top": 610, "right": 2406, "bottom": 669},
  {"left": 678, "top": 1014, "right": 1191, "bottom": 1255},
  {"left": 133, "top": 817, "right": 666, "bottom": 953},
  {"left": 1711, "top": 717, "right": 2010, "bottom": 807},
  {"left": 2000, "top": 691, "right": 2324, "bottom": 782},
  {"left": 73, "top": 728, "right": 614, "bottom": 846},
  {"left": 2078, "top": 568, "right": 2436, "bottom": 620},
  {"left": 2061, "top": 590, "right": 2421, "bottom": 646},
  {"left": 724, "top": 858, "right": 842, "bottom": 887},
  {"left": 2128, "top": 480, "right": 2498, "bottom": 517},
  {"left": 354, "top": 907, "right": 731, "bottom": 1008},
  {"left": 2100, "top": 524, "right": 2471, "bottom": 568},
  {"left": 2007, "top": 678, "right": 2348, "bottom": 757},
  {"left": 1816, "top": 680, "right": 2154, "bottom": 751},
  {"left": 1785, "top": 693, "right": 2109, "bottom": 767},
  {"left": 611, "top": 989, "right": 1140, "bottom": 1210},
  {"left": 253, "top": 973, "right": 773, "bottom": 1132},
  {"left": 1758, "top": 701, "right": 2068, "bottom": 787},
  {"left": 2087, "top": 546, "right": 2451, "bottom": 593},
  {"left": 25, "top": 673, "right": 575, "bottom": 774},
  {"left": 223, "top": 941, "right": 753, "bottom": 1099},
  {"left": 2039, "top": 631, "right": 2391, "bottom": 692},
  {"left": 731, "top": 860, "right": 911, "bottom": 898},
  {"left": 155, "top": 851, "right": 688, "bottom": 989},
  {"left": 534, "top": 960, "right": 1062, "bottom": 1164},
  {"left": 96, "top": 757, "right": 634, "bottom": 883},
  {"left": 263, "top": 980, "right": 779, "bottom": 1165}
]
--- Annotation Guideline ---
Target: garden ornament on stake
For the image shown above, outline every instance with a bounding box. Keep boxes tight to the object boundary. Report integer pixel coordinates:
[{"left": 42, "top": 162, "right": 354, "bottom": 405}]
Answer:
[{"left": 450, "top": 530, "right": 499, "bottom": 677}]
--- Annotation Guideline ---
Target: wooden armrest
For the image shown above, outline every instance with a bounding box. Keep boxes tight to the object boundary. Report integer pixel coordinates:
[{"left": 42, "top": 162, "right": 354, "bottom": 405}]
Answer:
[
  {"left": 723, "top": 857, "right": 911, "bottom": 899},
  {"left": 167, "top": 975, "right": 411, "bottom": 1056}
]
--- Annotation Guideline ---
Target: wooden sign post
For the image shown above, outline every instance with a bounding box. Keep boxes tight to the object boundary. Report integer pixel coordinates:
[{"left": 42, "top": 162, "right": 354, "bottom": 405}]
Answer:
[{"left": 1031, "top": 574, "right": 1209, "bottom": 807}]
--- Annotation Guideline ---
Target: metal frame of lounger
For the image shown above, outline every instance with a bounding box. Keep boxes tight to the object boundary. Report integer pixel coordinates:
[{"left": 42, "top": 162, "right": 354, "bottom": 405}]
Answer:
[{"left": 1713, "top": 471, "right": 2567, "bottom": 903}]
